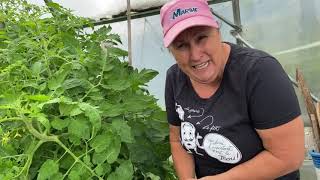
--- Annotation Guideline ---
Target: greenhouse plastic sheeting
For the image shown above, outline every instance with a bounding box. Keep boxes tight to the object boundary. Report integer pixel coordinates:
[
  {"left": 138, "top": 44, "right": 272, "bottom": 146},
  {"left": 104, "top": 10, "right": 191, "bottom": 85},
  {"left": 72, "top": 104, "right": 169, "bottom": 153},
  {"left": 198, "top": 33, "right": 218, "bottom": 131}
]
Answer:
[{"left": 28, "top": 0, "right": 170, "bottom": 19}]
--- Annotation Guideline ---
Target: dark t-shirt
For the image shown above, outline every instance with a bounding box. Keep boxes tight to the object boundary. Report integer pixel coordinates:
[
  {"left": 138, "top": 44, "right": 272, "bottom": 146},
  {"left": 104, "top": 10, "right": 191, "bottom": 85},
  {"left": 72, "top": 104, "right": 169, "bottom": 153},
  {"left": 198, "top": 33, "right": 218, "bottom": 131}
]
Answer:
[{"left": 165, "top": 43, "right": 301, "bottom": 179}]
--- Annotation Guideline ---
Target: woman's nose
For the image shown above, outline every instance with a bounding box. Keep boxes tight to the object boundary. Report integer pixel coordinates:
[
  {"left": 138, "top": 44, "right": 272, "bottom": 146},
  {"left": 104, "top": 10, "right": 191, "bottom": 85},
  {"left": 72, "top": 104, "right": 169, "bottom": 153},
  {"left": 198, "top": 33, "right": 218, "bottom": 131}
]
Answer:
[{"left": 190, "top": 44, "right": 203, "bottom": 61}]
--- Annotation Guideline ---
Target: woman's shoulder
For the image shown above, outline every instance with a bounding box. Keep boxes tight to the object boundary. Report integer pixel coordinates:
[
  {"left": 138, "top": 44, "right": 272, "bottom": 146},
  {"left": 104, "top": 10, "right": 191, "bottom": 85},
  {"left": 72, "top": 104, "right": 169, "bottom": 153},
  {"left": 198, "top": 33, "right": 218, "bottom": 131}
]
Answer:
[
  {"left": 227, "top": 42, "right": 279, "bottom": 73},
  {"left": 166, "top": 64, "right": 187, "bottom": 81},
  {"left": 166, "top": 63, "right": 179, "bottom": 76},
  {"left": 228, "top": 42, "right": 273, "bottom": 60},
  {"left": 166, "top": 64, "right": 189, "bottom": 96}
]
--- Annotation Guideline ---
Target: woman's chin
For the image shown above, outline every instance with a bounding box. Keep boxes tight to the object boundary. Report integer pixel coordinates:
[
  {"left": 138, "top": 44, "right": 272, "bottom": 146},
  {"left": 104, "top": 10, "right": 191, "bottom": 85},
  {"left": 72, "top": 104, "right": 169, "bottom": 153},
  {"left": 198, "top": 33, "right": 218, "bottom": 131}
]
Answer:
[{"left": 191, "top": 74, "right": 218, "bottom": 85}]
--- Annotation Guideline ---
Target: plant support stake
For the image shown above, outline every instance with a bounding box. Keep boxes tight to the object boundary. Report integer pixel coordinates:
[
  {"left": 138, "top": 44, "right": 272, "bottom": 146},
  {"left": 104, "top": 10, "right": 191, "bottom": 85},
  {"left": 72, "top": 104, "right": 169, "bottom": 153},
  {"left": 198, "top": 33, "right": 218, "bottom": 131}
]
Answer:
[
  {"left": 127, "top": 0, "right": 132, "bottom": 66},
  {"left": 296, "top": 68, "right": 320, "bottom": 151}
]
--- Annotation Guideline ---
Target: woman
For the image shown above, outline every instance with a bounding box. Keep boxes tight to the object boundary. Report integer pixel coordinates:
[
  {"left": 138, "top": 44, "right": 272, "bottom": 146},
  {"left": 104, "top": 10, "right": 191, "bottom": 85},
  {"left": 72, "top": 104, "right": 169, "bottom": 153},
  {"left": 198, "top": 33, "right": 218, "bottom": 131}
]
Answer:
[{"left": 160, "top": 0, "right": 305, "bottom": 179}]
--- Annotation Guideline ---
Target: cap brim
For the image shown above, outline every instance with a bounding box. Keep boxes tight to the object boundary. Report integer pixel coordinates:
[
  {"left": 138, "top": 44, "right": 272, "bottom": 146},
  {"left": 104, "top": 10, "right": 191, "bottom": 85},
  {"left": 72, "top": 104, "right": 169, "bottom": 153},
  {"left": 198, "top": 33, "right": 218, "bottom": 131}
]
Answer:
[{"left": 163, "top": 16, "right": 219, "bottom": 47}]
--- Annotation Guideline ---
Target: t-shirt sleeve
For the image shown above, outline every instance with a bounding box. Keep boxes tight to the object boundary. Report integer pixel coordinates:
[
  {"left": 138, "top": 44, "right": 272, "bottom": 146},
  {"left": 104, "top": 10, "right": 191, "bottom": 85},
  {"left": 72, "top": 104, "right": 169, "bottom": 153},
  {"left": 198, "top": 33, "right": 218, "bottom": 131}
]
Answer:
[
  {"left": 165, "top": 70, "right": 181, "bottom": 126},
  {"left": 247, "top": 56, "right": 301, "bottom": 129}
]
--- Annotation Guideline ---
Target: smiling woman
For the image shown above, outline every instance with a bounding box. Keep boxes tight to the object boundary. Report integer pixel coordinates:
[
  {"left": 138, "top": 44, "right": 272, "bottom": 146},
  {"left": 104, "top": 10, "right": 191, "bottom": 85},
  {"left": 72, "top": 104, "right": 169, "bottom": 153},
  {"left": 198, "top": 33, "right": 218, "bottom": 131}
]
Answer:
[
  {"left": 168, "top": 27, "right": 229, "bottom": 97},
  {"left": 160, "top": 0, "right": 305, "bottom": 180},
  {"left": 0, "top": 1, "right": 176, "bottom": 179}
]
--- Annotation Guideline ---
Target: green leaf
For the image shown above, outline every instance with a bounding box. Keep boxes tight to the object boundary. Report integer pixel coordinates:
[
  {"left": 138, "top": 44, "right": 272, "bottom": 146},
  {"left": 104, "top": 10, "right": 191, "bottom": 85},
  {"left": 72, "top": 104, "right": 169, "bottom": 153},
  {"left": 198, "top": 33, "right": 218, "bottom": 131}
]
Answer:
[
  {"left": 51, "top": 173, "right": 63, "bottom": 180},
  {"left": 69, "top": 108, "right": 82, "bottom": 116},
  {"left": 48, "top": 64, "right": 72, "bottom": 90},
  {"left": 59, "top": 154, "right": 74, "bottom": 170},
  {"left": 31, "top": 62, "right": 42, "bottom": 75},
  {"left": 59, "top": 103, "right": 82, "bottom": 116},
  {"left": 107, "top": 160, "right": 133, "bottom": 180},
  {"left": 94, "top": 26, "right": 112, "bottom": 42},
  {"left": 0, "top": 105, "right": 14, "bottom": 110},
  {"left": 79, "top": 103, "right": 101, "bottom": 131},
  {"left": 61, "top": 33, "right": 80, "bottom": 51},
  {"left": 68, "top": 135, "right": 81, "bottom": 145},
  {"left": 46, "top": 2, "right": 62, "bottom": 10},
  {"left": 94, "top": 164, "right": 104, "bottom": 176},
  {"left": 100, "top": 102, "right": 124, "bottom": 117},
  {"left": 39, "top": 82, "right": 47, "bottom": 91},
  {"left": 136, "top": 69, "right": 159, "bottom": 84},
  {"left": 147, "top": 111, "right": 169, "bottom": 142},
  {"left": 106, "top": 135, "right": 121, "bottom": 164},
  {"left": 0, "top": 35, "right": 8, "bottom": 40},
  {"left": 37, "top": 160, "right": 59, "bottom": 180},
  {"left": 123, "top": 93, "right": 154, "bottom": 112},
  {"left": 90, "top": 133, "right": 112, "bottom": 153},
  {"left": 68, "top": 165, "right": 82, "bottom": 180},
  {"left": 87, "top": 91, "right": 104, "bottom": 101},
  {"left": 94, "top": 163, "right": 111, "bottom": 176},
  {"left": 82, "top": 155, "right": 92, "bottom": 167},
  {"left": 38, "top": 98, "right": 61, "bottom": 109},
  {"left": 111, "top": 118, "right": 134, "bottom": 143},
  {"left": 51, "top": 118, "right": 70, "bottom": 130},
  {"left": 108, "top": 47, "right": 128, "bottom": 57},
  {"left": 92, "top": 134, "right": 121, "bottom": 164},
  {"left": 68, "top": 117, "right": 90, "bottom": 140},
  {"left": 101, "top": 79, "right": 131, "bottom": 91},
  {"left": 31, "top": 113, "right": 50, "bottom": 130},
  {"left": 107, "top": 33, "right": 122, "bottom": 44},
  {"left": 26, "top": 95, "right": 50, "bottom": 102},
  {"left": 68, "top": 170, "right": 81, "bottom": 180},
  {"left": 62, "top": 78, "right": 88, "bottom": 90},
  {"left": 92, "top": 151, "right": 106, "bottom": 165},
  {"left": 127, "top": 139, "right": 155, "bottom": 165},
  {"left": 22, "top": 21, "right": 36, "bottom": 29}
]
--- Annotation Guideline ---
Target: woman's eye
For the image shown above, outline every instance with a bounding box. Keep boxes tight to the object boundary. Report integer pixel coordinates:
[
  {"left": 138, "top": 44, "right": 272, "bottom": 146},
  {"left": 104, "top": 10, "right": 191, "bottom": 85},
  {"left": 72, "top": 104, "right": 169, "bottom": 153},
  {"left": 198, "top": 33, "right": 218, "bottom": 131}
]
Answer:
[
  {"left": 176, "top": 43, "right": 187, "bottom": 49},
  {"left": 198, "top": 35, "right": 207, "bottom": 41}
]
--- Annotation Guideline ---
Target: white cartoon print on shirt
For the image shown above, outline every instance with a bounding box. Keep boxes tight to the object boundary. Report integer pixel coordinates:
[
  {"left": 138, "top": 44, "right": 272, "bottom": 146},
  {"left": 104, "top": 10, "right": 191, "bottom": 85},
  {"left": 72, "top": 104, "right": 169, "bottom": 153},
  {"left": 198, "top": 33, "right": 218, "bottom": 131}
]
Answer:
[
  {"left": 175, "top": 103, "right": 185, "bottom": 121},
  {"left": 203, "top": 133, "right": 242, "bottom": 163},
  {"left": 184, "top": 107, "right": 221, "bottom": 132},
  {"left": 181, "top": 122, "right": 203, "bottom": 156},
  {"left": 184, "top": 107, "right": 204, "bottom": 118},
  {"left": 196, "top": 115, "right": 221, "bottom": 132},
  {"left": 175, "top": 102, "right": 242, "bottom": 164}
]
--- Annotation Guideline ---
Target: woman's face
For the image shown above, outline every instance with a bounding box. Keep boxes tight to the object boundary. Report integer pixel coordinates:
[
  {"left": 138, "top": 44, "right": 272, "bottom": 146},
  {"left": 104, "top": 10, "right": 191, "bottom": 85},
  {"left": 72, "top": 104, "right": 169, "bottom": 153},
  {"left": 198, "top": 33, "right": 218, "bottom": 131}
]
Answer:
[{"left": 169, "top": 26, "right": 227, "bottom": 86}]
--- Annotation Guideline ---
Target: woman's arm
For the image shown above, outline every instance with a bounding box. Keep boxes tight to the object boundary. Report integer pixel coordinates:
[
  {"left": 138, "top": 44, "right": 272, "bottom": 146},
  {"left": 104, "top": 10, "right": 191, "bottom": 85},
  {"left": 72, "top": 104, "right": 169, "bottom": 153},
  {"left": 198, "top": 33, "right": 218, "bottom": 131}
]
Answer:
[
  {"left": 200, "top": 116, "right": 305, "bottom": 180},
  {"left": 170, "top": 125, "right": 197, "bottom": 180}
]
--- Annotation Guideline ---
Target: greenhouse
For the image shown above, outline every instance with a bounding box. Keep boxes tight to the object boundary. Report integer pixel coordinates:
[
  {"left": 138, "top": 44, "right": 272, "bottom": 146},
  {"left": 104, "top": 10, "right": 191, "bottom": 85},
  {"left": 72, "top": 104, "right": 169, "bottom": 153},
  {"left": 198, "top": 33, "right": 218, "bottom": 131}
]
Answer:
[{"left": 0, "top": 0, "right": 320, "bottom": 179}]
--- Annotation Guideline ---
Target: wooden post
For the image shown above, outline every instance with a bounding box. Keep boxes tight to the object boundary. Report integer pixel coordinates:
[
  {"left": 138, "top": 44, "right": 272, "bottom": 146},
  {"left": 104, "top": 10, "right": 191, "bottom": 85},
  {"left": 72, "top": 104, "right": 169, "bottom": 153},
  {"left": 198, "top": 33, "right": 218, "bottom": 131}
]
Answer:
[{"left": 296, "top": 68, "right": 320, "bottom": 151}]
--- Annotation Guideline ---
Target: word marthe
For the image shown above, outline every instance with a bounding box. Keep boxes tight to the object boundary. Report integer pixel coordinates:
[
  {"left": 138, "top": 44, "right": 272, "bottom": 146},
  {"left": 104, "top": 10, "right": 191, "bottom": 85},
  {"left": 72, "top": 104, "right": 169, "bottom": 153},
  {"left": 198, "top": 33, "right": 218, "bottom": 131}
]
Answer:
[{"left": 172, "top": 7, "right": 198, "bottom": 20}]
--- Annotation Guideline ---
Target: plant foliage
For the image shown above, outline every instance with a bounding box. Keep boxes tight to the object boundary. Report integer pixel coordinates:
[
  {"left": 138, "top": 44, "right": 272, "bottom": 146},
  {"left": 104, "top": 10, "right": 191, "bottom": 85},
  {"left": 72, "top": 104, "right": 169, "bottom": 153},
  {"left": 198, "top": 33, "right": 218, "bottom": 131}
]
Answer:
[{"left": 0, "top": 1, "right": 175, "bottom": 179}]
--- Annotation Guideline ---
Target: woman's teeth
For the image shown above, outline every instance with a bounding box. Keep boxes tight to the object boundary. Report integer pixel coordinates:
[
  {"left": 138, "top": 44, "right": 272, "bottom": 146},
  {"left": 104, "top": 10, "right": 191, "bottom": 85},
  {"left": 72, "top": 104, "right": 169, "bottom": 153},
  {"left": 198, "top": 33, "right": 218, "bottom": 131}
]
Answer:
[{"left": 193, "top": 61, "right": 209, "bottom": 70}]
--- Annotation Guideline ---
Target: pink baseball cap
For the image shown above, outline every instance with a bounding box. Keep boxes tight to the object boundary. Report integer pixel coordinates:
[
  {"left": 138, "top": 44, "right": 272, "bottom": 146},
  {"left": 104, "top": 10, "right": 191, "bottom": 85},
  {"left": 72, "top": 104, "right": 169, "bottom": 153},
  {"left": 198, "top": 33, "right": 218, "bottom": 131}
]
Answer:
[{"left": 160, "top": 0, "right": 219, "bottom": 47}]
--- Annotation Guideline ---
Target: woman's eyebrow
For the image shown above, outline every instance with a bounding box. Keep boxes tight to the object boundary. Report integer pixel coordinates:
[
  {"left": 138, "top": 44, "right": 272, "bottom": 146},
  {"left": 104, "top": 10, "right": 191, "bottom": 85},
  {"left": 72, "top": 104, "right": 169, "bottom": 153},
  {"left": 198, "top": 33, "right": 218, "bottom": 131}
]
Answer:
[
  {"left": 173, "top": 40, "right": 186, "bottom": 45},
  {"left": 196, "top": 29, "right": 210, "bottom": 35}
]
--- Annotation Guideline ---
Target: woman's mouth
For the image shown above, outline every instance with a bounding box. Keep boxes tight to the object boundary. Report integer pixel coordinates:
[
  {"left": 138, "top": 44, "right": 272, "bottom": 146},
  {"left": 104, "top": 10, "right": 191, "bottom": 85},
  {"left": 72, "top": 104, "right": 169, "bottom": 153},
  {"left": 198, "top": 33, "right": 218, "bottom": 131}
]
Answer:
[{"left": 192, "top": 61, "right": 209, "bottom": 70}]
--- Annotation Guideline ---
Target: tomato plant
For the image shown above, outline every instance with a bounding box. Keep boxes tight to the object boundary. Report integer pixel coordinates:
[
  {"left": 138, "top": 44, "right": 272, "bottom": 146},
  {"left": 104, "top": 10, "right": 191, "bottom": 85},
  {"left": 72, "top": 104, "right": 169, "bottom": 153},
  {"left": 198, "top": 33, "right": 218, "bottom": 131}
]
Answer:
[{"left": 0, "top": 1, "right": 175, "bottom": 179}]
